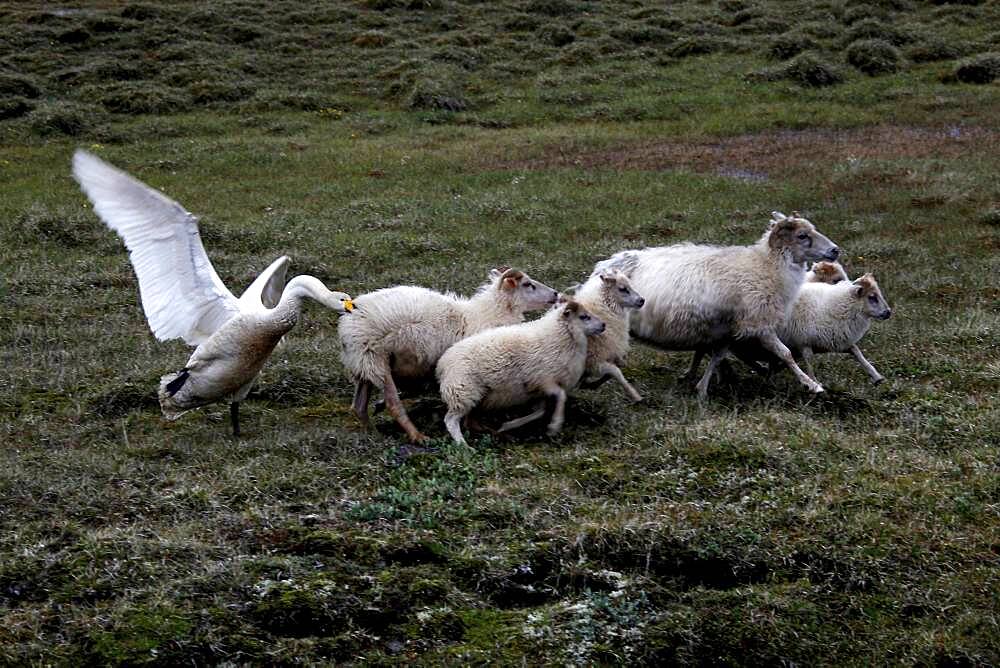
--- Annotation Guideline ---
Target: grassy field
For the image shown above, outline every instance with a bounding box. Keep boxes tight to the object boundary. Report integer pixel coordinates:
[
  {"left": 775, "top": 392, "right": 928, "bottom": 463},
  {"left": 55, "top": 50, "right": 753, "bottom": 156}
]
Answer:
[{"left": 2, "top": 0, "right": 1000, "bottom": 665}]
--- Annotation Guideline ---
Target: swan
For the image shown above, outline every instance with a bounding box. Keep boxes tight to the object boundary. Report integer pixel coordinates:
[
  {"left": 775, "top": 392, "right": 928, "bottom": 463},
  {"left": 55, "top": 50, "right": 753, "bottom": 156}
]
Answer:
[{"left": 72, "top": 149, "right": 354, "bottom": 436}]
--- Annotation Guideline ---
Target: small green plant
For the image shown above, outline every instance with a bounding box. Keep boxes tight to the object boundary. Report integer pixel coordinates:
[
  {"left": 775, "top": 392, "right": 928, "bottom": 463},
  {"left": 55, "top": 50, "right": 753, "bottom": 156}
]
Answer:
[{"left": 768, "top": 30, "right": 820, "bottom": 60}]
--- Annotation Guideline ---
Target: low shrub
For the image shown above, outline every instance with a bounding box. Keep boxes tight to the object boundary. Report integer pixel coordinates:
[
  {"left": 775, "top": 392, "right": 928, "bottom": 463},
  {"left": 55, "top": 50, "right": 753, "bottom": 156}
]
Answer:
[
  {"left": 844, "top": 19, "right": 913, "bottom": 46},
  {"left": 84, "top": 82, "right": 191, "bottom": 114},
  {"left": 768, "top": 31, "right": 820, "bottom": 60},
  {"left": 846, "top": 39, "right": 903, "bottom": 75},
  {"left": 27, "top": 101, "right": 103, "bottom": 136},
  {"left": 953, "top": 53, "right": 1000, "bottom": 84},
  {"left": 0, "top": 73, "right": 41, "bottom": 98},
  {"left": 905, "top": 39, "right": 965, "bottom": 63},
  {"left": 0, "top": 96, "right": 33, "bottom": 120},
  {"left": 406, "top": 66, "right": 469, "bottom": 111},
  {"left": 750, "top": 52, "right": 845, "bottom": 87},
  {"left": 537, "top": 25, "right": 575, "bottom": 47}
]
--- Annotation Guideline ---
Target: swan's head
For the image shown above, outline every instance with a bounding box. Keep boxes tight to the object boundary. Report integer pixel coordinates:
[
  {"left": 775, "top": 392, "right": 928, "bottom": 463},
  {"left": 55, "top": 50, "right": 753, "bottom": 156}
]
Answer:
[{"left": 326, "top": 291, "right": 354, "bottom": 314}]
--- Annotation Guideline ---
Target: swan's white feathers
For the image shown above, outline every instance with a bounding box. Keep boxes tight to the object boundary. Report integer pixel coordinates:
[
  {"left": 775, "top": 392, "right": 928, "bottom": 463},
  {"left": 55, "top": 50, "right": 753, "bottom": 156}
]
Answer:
[
  {"left": 72, "top": 149, "right": 240, "bottom": 346},
  {"left": 238, "top": 255, "right": 290, "bottom": 311}
]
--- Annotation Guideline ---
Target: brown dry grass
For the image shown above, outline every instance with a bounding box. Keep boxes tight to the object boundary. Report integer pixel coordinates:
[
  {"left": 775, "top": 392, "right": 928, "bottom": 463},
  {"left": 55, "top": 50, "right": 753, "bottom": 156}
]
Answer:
[{"left": 486, "top": 125, "right": 1000, "bottom": 181}]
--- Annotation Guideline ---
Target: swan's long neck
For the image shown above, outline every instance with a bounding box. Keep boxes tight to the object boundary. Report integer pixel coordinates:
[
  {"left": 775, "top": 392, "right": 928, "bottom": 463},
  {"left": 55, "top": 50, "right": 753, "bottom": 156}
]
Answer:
[{"left": 272, "top": 275, "right": 331, "bottom": 324}]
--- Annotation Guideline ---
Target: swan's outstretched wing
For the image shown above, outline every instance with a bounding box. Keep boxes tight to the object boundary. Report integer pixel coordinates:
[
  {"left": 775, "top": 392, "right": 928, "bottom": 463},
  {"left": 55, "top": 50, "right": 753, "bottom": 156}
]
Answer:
[
  {"left": 72, "top": 150, "right": 240, "bottom": 346},
  {"left": 238, "top": 255, "right": 290, "bottom": 311}
]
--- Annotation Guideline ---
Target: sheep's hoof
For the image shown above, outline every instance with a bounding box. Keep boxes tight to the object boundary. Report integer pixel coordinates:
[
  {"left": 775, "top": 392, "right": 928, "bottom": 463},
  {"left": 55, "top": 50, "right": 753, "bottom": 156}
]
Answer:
[
  {"left": 811, "top": 384, "right": 825, "bottom": 394},
  {"left": 629, "top": 394, "right": 644, "bottom": 404},
  {"left": 871, "top": 376, "right": 886, "bottom": 385}
]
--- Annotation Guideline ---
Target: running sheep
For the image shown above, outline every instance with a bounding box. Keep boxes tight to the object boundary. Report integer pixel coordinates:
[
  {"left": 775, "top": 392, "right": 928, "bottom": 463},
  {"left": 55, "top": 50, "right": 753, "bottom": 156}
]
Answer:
[
  {"left": 436, "top": 298, "right": 605, "bottom": 446},
  {"left": 596, "top": 211, "right": 841, "bottom": 399},
  {"left": 574, "top": 268, "right": 646, "bottom": 401},
  {"left": 770, "top": 272, "right": 892, "bottom": 384},
  {"left": 338, "top": 267, "right": 558, "bottom": 442}
]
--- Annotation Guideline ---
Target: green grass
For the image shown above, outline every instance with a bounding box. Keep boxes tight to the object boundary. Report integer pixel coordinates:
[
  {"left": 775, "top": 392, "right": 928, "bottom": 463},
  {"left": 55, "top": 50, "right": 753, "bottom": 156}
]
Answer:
[{"left": 2, "top": 0, "right": 1000, "bottom": 665}]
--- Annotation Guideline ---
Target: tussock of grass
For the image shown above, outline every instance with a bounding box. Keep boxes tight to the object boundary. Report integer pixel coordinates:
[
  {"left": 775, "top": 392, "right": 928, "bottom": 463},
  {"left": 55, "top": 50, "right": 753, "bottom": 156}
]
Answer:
[
  {"left": 846, "top": 38, "right": 904, "bottom": 75},
  {"left": 749, "top": 51, "right": 846, "bottom": 86}
]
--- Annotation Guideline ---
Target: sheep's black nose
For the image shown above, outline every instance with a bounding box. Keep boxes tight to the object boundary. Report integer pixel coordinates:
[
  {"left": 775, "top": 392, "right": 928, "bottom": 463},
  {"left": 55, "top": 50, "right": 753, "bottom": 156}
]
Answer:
[
  {"left": 882, "top": 308, "right": 892, "bottom": 320},
  {"left": 637, "top": 297, "right": 646, "bottom": 308},
  {"left": 826, "top": 247, "right": 840, "bottom": 260}
]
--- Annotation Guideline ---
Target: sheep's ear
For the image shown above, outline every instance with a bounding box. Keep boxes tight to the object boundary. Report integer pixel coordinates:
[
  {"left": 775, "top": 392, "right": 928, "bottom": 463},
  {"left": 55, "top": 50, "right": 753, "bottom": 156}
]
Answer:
[
  {"left": 599, "top": 269, "right": 616, "bottom": 283},
  {"left": 770, "top": 211, "right": 787, "bottom": 224},
  {"left": 853, "top": 283, "right": 865, "bottom": 298},
  {"left": 767, "top": 219, "right": 797, "bottom": 248},
  {"left": 809, "top": 262, "right": 820, "bottom": 271},
  {"left": 562, "top": 299, "right": 579, "bottom": 316},
  {"left": 556, "top": 293, "right": 570, "bottom": 304},
  {"left": 490, "top": 265, "right": 512, "bottom": 280}
]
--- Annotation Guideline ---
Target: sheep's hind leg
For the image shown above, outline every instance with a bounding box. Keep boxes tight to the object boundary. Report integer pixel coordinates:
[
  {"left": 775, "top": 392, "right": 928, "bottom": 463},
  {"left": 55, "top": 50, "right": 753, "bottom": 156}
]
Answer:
[
  {"left": 800, "top": 346, "right": 817, "bottom": 382},
  {"left": 681, "top": 350, "right": 704, "bottom": 383},
  {"left": 444, "top": 409, "right": 468, "bottom": 446},
  {"left": 498, "top": 401, "right": 547, "bottom": 433},
  {"left": 759, "top": 333, "right": 823, "bottom": 393},
  {"left": 352, "top": 380, "right": 372, "bottom": 428},
  {"left": 850, "top": 344, "right": 885, "bottom": 384},
  {"left": 545, "top": 386, "right": 568, "bottom": 436},
  {"left": 695, "top": 346, "right": 728, "bottom": 400},
  {"left": 383, "top": 371, "right": 428, "bottom": 443}
]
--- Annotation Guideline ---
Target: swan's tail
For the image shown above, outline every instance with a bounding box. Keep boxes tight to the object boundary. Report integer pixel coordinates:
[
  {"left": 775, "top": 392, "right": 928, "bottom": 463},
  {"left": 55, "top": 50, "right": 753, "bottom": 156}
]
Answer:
[{"left": 158, "top": 369, "right": 192, "bottom": 420}]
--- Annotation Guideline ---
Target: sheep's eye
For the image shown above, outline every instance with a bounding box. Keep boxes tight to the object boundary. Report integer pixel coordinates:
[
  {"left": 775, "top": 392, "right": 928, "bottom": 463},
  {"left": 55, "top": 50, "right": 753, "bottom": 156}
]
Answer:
[
  {"left": 525, "top": 282, "right": 535, "bottom": 290},
  {"left": 580, "top": 314, "right": 590, "bottom": 321},
  {"left": 797, "top": 233, "right": 809, "bottom": 240},
  {"left": 868, "top": 295, "right": 878, "bottom": 303},
  {"left": 619, "top": 286, "right": 629, "bottom": 293}
]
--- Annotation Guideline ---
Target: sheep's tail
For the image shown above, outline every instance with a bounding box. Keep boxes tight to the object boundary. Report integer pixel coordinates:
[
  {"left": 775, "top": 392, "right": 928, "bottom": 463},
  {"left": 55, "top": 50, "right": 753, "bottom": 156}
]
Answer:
[{"left": 158, "top": 369, "right": 192, "bottom": 421}]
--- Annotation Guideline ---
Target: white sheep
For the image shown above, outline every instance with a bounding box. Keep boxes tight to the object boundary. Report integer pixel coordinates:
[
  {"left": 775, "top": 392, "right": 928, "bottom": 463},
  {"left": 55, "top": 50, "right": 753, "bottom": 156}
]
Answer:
[
  {"left": 806, "top": 260, "right": 850, "bottom": 285},
  {"left": 772, "top": 273, "right": 892, "bottom": 384},
  {"left": 572, "top": 268, "right": 646, "bottom": 401},
  {"left": 436, "top": 298, "right": 606, "bottom": 445},
  {"left": 338, "top": 268, "right": 558, "bottom": 442},
  {"left": 596, "top": 211, "right": 841, "bottom": 399}
]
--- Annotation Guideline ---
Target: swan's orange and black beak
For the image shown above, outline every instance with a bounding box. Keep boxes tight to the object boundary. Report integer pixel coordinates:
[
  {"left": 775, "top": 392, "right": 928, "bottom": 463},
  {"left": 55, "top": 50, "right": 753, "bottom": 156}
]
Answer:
[{"left": 343, "top": 299, "right": 355, "bottom": 313}]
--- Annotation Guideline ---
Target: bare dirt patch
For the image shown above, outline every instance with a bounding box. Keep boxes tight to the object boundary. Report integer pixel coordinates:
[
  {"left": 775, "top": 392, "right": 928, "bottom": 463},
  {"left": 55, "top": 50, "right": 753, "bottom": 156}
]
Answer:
[{"left": 487, "top": 125, "right": 1000, "bottom": 181}]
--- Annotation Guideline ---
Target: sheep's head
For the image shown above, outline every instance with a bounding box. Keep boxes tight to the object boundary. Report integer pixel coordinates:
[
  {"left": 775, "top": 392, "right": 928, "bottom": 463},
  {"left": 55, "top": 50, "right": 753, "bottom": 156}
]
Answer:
[
  {"left": 768, "top": 211, "right": 840, "bottom": 264},
  {"left": 598, "top": 269, "right": 645, "bottom": 309},
  {"left": 852, "top": 273, "right": 892, "bottom": 320},
  {"left": 808, "top": 260, "right": 850, "bottom": 285},
  {"left": 492, "top": 267, "right": 559, "bottom": 310},
  {"left": 561, "top": 299, "right": 606, "bottom": 337}
]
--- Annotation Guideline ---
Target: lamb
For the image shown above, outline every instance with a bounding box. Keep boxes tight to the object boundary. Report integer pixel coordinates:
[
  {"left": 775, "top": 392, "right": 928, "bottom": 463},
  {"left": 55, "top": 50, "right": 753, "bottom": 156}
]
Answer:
[
  {"left": 771, "top": 273, "right": 892, "bottom": 384},
  {"left": 572, "top": 268, "right": 646, "bottom": 401},
  {"left": 806, "top": 260, "right": 850, "bottom": 285},
  {"left": 595, "top": 211, "right": 841, "bottom": 399},
  {"left": 338, "top": 267, "right": 558, "bottom": 442},
  {"left": 436, "top": 298, "right": 606, "bottom": 446}
]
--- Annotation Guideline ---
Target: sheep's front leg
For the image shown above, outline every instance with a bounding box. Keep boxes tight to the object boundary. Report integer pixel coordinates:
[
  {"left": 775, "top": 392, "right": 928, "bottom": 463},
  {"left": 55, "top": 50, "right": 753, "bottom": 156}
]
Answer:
[
  {"left": 695, "top": 346, "right": 728, "bottom": 400},
  {"left": 800, "top": 346, "right": 817, "bottom": 382},
  {"left": 352, "top": 380, "right": 371, "bottom": 428},
  {"left": 850, "top": 344, "right": 885, "bottom": 384},
  {"left": 545, "top": 385, "right": 568, "bottom": 436},
  {"left": 383, "top": 371, "right": 428, "bottom": 443},
  {"left": 759, "top": 333, "right": 823, "bottom": 393},
  {"left": 597, "top": 362, "right": 642, "bottom": 402}
]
